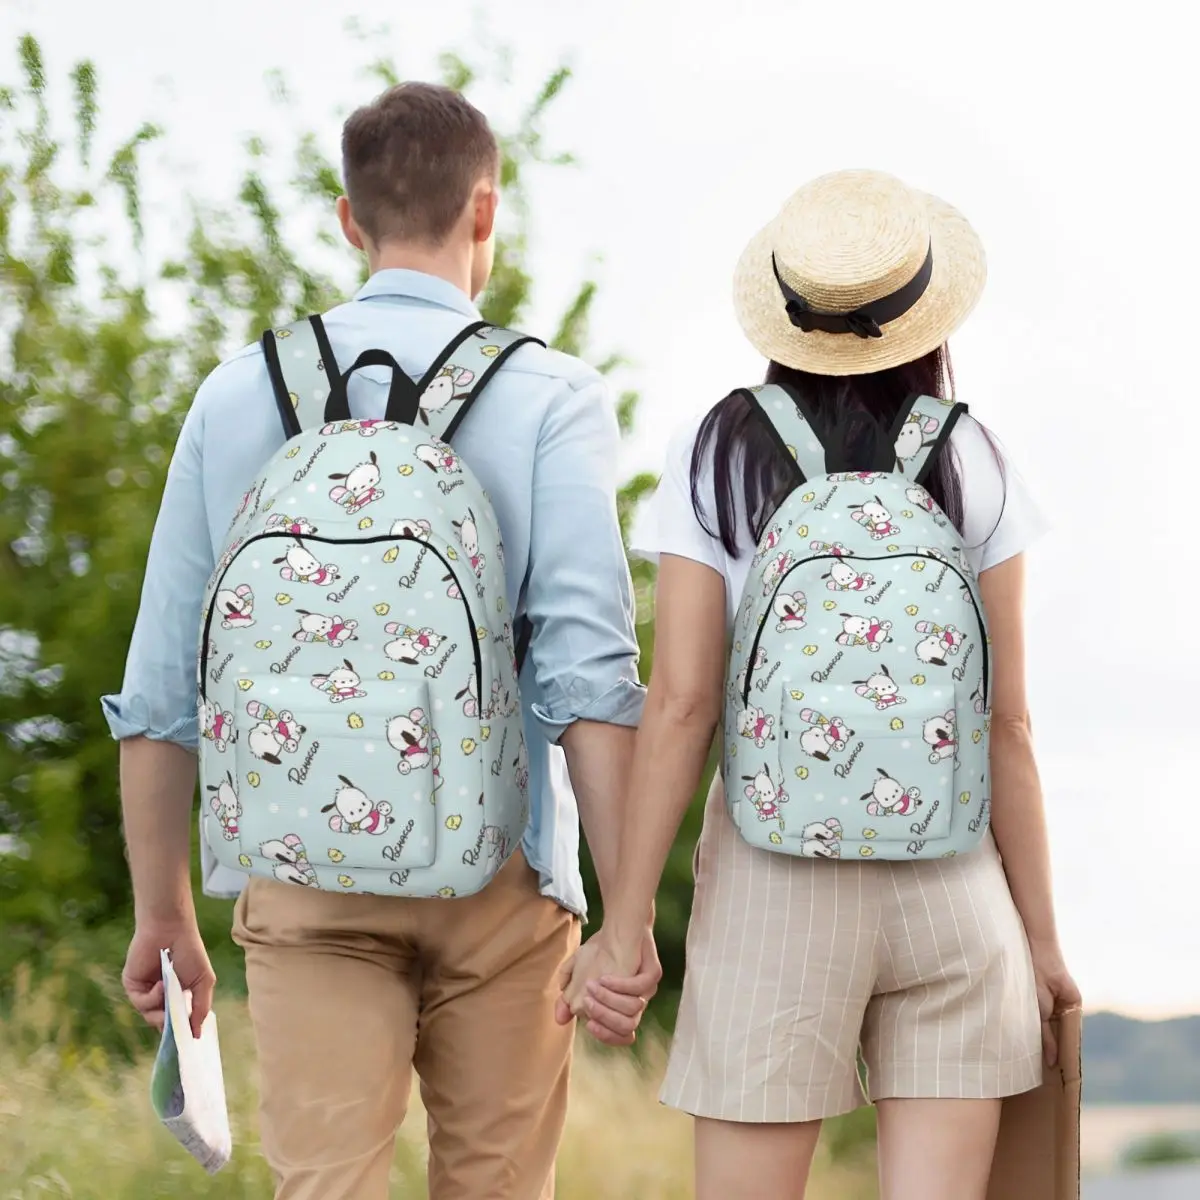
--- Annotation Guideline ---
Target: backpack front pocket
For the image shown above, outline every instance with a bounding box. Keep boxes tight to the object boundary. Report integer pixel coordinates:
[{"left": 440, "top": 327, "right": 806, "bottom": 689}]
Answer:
[
  {"left": 773, "top": 683, "right": 961, "bottom": 854},
  {"left": 207, "top": 679, "right": 446, "bottom": 882}
]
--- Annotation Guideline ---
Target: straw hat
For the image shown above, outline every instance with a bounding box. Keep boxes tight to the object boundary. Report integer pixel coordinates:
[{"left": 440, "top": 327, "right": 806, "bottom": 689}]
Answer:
[{"left": 732, "top": 169, "right": 986, "bottom": 376}]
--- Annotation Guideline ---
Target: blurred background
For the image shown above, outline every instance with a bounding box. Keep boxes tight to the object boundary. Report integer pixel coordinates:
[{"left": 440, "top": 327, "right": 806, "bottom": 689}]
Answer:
[{"left": 0, "top": 0, "right": 1195, "bottom": 1196}]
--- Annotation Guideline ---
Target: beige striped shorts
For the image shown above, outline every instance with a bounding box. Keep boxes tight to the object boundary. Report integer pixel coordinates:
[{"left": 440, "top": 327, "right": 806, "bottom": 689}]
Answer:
[{"left": 660, "top": 775, "right": 1043, "bottom": 1123}]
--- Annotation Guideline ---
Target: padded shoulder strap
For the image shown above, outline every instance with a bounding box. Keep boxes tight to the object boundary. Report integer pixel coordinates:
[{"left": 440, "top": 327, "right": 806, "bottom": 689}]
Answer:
[
  {"left": 414, "top": 323, "right": 543, "bottom": 443},
  {"left": 888, "top": 394, "right": 969, "bottom": 483},
  {"left": 741, "top": 383, "right": 830, "bottom": 484},
  {"left": 262, "top": 315, "right": 345, "bottom": 439}
]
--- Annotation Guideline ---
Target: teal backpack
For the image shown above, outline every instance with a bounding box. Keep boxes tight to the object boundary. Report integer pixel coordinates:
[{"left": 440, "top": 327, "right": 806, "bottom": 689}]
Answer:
[
  {"left": 198, "top": 315, "right": 541, "bottom": 897},
  {"left": 724, "top": 384, "right": 991, "bottom": 862}
]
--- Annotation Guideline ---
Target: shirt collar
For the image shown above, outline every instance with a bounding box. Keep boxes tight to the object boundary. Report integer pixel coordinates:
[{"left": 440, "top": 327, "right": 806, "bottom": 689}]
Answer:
[{"left": 353, "top": 268, "right": 481, "bottom": 319}]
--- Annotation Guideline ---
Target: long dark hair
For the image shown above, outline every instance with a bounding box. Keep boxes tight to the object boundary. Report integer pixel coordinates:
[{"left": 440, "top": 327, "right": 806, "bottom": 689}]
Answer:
[{"left": 691, "top": 344, "right": 1001, "bottom": 556}]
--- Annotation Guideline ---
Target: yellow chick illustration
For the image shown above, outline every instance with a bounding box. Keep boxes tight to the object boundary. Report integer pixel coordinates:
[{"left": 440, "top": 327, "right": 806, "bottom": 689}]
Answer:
[
  {"left": 802, "top": 645, "right": 818, "bottom": 656},
  {"left": 254, "top": 639, "right": 272, "bottom": 650},
  {"left": 236, "top": 679, "right": 253, "bottom": 691},
  {"left": 889, "top": 718, "right": 904, "bottom": 731},
  {"left": 445, "top": 815, "right": 463, "bottom": 831},
  {"left": 328, "top": 848, "right": 345, "bottom": 863},
  {"left": 238, "top": 854, "right": 252, "bottom": 868},
  {"left": 794, "top": 766, "right": 809, "bottom": 780},
  {"left": 397, "top": 464, "right": 414, "bottom": 477},
  {"left": 769, "top": 832, "right": 783, "bottom": 845},
  {"left": 347, "top": 713, "right": 365, "bottom": 730},
  {"left": 910, "top": 673, "right": 926, "bottom": 685},
  {"left": 337, "top": 874, "right": 354, "bottom": 888},
  {"left": 378, "top": 670, "right": 395, "bottom": 681},
  {"left": 905, "top": 605, "right": 918, "bottom": 616},
  {"left": 373, "top": 602, "right": 390, "bottom": 616},
  {"left": 461, "top": 738, "right": 477, "bottom": 755},
  {"left": 358, "top": 517, "right": 374, "bottom": 530},
  {"left": 246, "top": 771, "right": 261, "bottom": 788},
  {"left": 382, "top": 547, "right": 399, "bottom": 564},
  {"left": 275, "top": 593, "right": 292, "bottom": 604}
]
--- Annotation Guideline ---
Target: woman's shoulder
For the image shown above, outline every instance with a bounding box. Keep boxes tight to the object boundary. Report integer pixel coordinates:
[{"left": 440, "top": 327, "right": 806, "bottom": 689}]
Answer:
[{"left": 947, "top": 410, "right": 1050, "bottom": 572}]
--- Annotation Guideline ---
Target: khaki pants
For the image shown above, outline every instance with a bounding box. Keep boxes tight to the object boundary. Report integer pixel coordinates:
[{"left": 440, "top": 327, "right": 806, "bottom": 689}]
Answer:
[{"left": 232, "top": 850, "right": 581, "bottom": 1200}]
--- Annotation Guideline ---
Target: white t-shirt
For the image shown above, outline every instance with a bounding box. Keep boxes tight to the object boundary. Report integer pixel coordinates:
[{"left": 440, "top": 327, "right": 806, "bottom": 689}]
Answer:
[{"left": 632, "top": 409, "right": 1049, "bottom": 628}]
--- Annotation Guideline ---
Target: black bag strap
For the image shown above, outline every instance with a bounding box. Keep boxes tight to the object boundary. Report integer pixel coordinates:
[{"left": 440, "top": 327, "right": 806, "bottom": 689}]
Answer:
[{"left": 262, "top": 316, "right": 543, "bottom": 442}]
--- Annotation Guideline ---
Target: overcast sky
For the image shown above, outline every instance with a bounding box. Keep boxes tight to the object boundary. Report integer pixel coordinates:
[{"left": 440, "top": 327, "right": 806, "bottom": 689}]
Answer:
[{"left": 3, "top": 0, "right": 1195, "bottom": 1017}]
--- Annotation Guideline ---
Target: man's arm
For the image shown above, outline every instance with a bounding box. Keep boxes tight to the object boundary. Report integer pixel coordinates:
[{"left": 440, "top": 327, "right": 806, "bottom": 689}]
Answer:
[
  {"left": 522, "top": 372, "right": 646, "bottom": 910},
  {"left": 103, "top": 398, "right": 219, "bottom": 1036}
]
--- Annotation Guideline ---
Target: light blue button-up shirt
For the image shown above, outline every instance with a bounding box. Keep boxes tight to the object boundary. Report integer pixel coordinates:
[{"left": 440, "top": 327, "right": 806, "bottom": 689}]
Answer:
[{"left": 101, "top": 269, "right": 645, "bottom": 917}]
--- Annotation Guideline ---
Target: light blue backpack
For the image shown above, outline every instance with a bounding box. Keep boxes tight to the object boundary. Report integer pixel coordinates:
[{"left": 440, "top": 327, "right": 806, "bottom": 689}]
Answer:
[
  {"left": 198, "top": 315, "right": 541, "bottom": 897},
  {"left": 724, "top": 384, "right": 991, "bottom": 862}
]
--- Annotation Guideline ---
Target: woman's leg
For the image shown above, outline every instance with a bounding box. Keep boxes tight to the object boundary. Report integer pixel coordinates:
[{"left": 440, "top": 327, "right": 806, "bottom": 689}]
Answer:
[
  {"left": 875, "top": 1098, "right": 1001, "bottom": 1200},
  {"left": 695, "top": 1117, "right": 823, "bottom": 1200}
]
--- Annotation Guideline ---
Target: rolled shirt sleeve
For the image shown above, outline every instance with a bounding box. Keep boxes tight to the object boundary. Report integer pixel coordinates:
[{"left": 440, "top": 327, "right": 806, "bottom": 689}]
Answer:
[
  {"left": 523, "top": 375, "right": 646, "bottom": 741},
  {"left": 100, "top": 396, "right": 216, "bottom": 751}
]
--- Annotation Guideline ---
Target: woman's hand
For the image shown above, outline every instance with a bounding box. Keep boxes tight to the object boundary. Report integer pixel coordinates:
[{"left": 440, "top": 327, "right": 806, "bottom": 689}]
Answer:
[
  {"left": 556, "top": 926, "right": 660, "bottom": 1047},
  {"left": 1029, "top": 938, "right": 1082, "bottom": 1066}
]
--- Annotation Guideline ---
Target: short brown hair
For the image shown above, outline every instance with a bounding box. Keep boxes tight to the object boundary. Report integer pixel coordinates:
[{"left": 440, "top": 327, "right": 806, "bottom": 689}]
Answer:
[{"left": 341, "top": 82, "right": 499, "bottom": 245}]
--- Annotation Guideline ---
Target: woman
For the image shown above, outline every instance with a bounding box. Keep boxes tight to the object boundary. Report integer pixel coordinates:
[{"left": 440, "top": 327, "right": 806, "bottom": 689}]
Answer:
[{"left": 561, "top": 170, "right": 1080, "bottom": 1200}]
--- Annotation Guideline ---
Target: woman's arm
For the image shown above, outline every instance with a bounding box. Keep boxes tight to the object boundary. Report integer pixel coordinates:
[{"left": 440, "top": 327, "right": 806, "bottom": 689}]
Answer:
[
  {"left": 980, "top": 552, "right": 1080, "bottom": 1062},
  {"left": 560, "top": 553, "right": 728, "bottom": 1011},
  {"left": 978, "top": 554, "right": 1057, "bottom": 940}
]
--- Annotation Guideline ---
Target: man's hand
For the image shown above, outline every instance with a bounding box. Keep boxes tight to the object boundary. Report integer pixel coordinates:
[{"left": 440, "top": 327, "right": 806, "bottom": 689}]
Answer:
[
  {"left": 123, "top": 920, "right": 215, "bottom": 1040},
  {"left": 555, "top": 926, "right": 661, "bottom": 1047}
]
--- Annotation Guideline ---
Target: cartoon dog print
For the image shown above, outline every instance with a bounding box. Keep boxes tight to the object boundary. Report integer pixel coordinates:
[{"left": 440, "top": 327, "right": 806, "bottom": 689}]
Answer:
[
  {"left": 386, "top": 709, "right": 432, "bottom": 774},
  {"left": 741, "top": 764, "right": 789, "bottom": 823},
  {"left": 274, "top": 540, "right": 340, "bottom": 585},
  {"left": 853, "top": 664, "right": 906, "bottom": 710},
  {"left": 737, "top": 705, "right": 775, "bottom": 749},
  {"left": 914, "top": 620, "right": 965, "bottom": 666},
  {"left": 795, "top": 709, "right": 855, "bottom": 760},
  {"left": 452, "top": 509, "right": 486, "bottom": 578},
  {"left": 319, "top": 418, "right": 398, "bottom": 437},
  {"left": 751, "top": 523, "right": 784, "bottom": 567},
  {"left": 415, "top": 444, "right": 462, "bottom": 475},
  {"left": 441, "top": 571, "right": 462, "bottom": 601},
  {"left": 905, "top": 484, "right": 936, "bottom": 514},
  {"left": 310, "top": 659, "right": 367, "bottom": 703},
  {"left": 293, "top": 609, "right": 358, "bottom": 647},
  {"left": 799, "top": 817, "right": 843, "bottom": 858},
  {"left": 245, "top": 701, "right": 306, "bottom": 765},
  {"left": 391, "top": 517, "right": 432, "bottom": 540},
  {"left": 259, "top": 834, "right": 316, "bottom": 886},
  {"left": 513, "top": 737, "right": 530, "bottom": 792},
  {"left": 823, "top": 559, "right": 875, "bottom": 592},
  {"left": 383, "top": 623, "right": 444, "bottom": 665},
  {"left": 490, "top": 678, "right": 518, "bottom": 718},
  {"left": 418, "top": 364, "right": 476, "bottom": 426},
  {"left": 810, "top": 540, "right": 849, "bottom": 557},
  {"left": 923, "top": 711, "right": 957, "bottom": 764},
  {"left": 837, "top": 613, "right": 893, "bottom": 652},
  {"left": 894, "top": 412, "right": 940, "bottom": 470},
  {"left": 265, "top": 513, "right": 318, "bottom": 537},
  {"left": 848, "top": 496, "right": 899, "bottom": 540},
  {"left": 761, "top": 550, "right": 797, "bottom": 596},
  {"left": 773, "top": 590, "right": 807, "bottom": 632},
  {"left": 323, "top": 775, "right": 394, "bottom": 835},
  {"left": 861, "top": 767, "right": 922, "bottom": 816},
  {"left": 735, "top": 647, "right": 769, "bottom": 697},
  {"left": 971, "top": 685, "right": 987, "bottom": 715},
  {"left": 205, "top": 771, "right": 241, "bottom": 841},
  {"left": 829, "top": 471, "right": 885, "bottom": 484},
  {"left": 201, "top": 699, "right": 235, "bottom": 753},
  {"left": 327, "top": 451, "right": 384, "bottom": 513},
  {"left": 215, "top": 583, "right": 255, "bottom": 630},
  {"left": 456, "top": 674, "right": 480, "bottom": 718}
]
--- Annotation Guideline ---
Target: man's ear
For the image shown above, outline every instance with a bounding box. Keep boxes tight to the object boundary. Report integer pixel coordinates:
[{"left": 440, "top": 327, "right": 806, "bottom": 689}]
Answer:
[
  {"left": 472, "top": 178, "right": 498, "bottom": 245},
  {"left": 337, "top": 195, "right": 366, "bottom": 252}
]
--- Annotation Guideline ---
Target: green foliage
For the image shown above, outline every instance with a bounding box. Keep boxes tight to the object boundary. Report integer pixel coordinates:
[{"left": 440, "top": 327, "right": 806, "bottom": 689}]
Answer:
[{"left": 1121, "top": 1131, "right": 1200, "bottom": 1169}]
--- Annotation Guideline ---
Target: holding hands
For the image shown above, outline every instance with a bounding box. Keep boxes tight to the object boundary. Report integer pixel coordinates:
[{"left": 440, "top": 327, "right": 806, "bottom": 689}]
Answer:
[{"left": 556, "top": 926, "right": 662, "bottom": 1047}]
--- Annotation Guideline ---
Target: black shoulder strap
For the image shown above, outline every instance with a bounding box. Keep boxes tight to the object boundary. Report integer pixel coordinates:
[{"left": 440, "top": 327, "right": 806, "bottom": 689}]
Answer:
[
  {"left": 262, "top": 315, "right": 346, "bottom": 440},
  {"left": 739, "top": 383, "right": 830, "bottom": 486}
]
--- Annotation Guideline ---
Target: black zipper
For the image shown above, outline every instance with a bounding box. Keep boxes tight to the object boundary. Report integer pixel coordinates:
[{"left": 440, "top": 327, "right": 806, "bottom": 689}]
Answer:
[
  {"left": 742, "top": 551, "right": 988, "bottom": 708},
  {"left": 201, "top": 531, "right": 482, "bottom": 705}
]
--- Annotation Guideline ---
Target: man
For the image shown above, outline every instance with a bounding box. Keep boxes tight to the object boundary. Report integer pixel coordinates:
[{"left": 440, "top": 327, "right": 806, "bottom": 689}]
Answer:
[{"left": 105, "top": 82, "right": 659, "bottom": 1200}]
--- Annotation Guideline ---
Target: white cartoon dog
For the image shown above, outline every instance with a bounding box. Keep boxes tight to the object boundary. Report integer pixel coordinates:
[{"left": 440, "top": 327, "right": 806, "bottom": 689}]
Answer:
[
  {"left": 415, "top": 444, "right": 462, "bottom": 475},
  {"left": 922, "top": 711, "right": 957, "bottom": 764},
  {"left": 205, "top": 771, "right": 241, "bottom": 841},
  {"left": 848, "top": 496, "right": 899, "bottom": 540},
  {"left": 259, "top": 834, "right": 316, "bottom": 886},
  {"left": 273, "top": 540, "right": 340, "bottom": 585},
  {"left": 215, "top": 584, "right": 255, "bottom": 630},
  {"left": 383, "top": 623, "right": 444, "bottom": 665},
  {"left": 737, "top": 705, "right": 775, "bottom": 749},
  {"left": 773, "top": 590, "right": 807, "bottom": 632},
  {"left": 310, "top": 659, "right": 367, "bottom": 703},
  {"left": 861, "top": 767, "right": 922, "bottom": 816},
  {"left": 837, "top": 613, "right": 893, "bottom": 652},
  {"left": 914, "top": 620, "right": 965, "bottom": 666},
  {"left": 323, "top": 775, "right": 394, "bottom": 835},
  {"left": 853, "top": 665, "right": 906, "bottom": 710},
  {"left": 245, "top": 701, "right": 306, "bottom": 765},
  {"left": 293, "top": 609, "right": 358, "bottom": 647},
  {"left": 823, "top": 559, "right": 875, "bottom": 592},
  {"left": 201, "top": 699, "right": 235, "bottom": 752},
  {"left": 327, "top": 450, "right": 384, "bottom": 513},
  {"left": 795, "top": 709, "right": 854, "bottom": 760},
  {"left": 418, "top": 364, "right": 476, "bottom": 425},
  {"left": 741, "top": 764, "right": 789, "bottom": 823},
  {"left": 799, "top": 817, "right": 843, "bottom": 858},
  {"left": 386, "top": 708, "right": 433, "bottom": 774}
]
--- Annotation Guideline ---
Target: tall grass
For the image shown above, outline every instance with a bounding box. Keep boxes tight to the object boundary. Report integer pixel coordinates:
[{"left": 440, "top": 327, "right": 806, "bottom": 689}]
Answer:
[{"left": 1, "top": 966, "right": 878, "bottom": 1198}]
